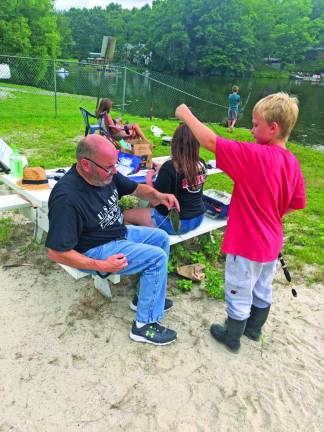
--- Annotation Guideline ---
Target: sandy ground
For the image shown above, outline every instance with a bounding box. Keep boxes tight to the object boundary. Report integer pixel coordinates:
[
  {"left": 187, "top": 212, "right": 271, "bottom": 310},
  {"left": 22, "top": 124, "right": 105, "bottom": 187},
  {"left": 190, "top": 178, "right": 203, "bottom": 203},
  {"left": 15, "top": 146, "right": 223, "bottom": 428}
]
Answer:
[
  {"left": 0, "top": 248, "right": 323, "bottom": 432},
  {"left": 0, "top": 201, "right": 323, "bottom": 431}
]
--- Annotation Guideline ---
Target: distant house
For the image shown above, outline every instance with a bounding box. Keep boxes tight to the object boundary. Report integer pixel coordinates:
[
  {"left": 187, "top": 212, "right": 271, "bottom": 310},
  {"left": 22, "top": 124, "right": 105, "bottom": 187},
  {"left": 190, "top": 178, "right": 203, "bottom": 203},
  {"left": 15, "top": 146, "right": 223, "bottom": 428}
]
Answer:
[
  {"left": 263, "top": 56, "right": 281, "bottom": 69},
  {"left": 263, "top": 56, "right": 281, "bottom": 64}
]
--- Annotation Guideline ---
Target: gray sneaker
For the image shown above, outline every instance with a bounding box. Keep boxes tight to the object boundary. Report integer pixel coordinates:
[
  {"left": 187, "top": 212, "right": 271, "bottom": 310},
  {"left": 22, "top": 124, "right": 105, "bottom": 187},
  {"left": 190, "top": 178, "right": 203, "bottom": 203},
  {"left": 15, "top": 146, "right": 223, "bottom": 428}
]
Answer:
[{"left": 129, "top": 321, "right": 177, "bottom": 345}]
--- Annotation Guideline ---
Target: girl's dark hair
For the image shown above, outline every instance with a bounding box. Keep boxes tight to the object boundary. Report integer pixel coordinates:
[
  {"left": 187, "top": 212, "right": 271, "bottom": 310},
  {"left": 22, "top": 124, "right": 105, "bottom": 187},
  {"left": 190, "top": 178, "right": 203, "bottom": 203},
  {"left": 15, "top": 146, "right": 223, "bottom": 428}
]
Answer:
[
  {"left": 171, "top": 123, "right": 206, "bottom": 188},
  {"left": 95, "top": 98, "right": 113, "bottom": 118}
]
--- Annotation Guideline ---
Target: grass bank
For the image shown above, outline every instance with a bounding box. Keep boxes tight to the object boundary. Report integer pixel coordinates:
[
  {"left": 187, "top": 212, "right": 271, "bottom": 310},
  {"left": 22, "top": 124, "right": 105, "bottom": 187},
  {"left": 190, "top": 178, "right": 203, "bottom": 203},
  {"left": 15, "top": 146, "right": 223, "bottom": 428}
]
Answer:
[{"left": 0, "top": 84, "right": 323, "bottom": 287}]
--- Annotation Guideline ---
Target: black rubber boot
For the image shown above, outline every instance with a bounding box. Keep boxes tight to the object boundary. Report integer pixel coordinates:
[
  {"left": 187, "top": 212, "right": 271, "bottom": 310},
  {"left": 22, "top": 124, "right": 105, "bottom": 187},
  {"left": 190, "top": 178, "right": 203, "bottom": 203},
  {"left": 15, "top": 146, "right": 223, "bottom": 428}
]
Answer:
[
  {"left": 210, "top": 317, "right": 247, "bottom": 353},
  {"left": 244, "top": 305, "right": 270, "bottom": 341}
]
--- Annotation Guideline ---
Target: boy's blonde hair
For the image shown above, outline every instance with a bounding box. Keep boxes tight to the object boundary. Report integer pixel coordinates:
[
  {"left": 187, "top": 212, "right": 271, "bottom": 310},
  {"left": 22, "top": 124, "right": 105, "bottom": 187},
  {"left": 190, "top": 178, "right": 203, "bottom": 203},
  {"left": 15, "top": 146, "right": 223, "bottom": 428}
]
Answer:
[
  {"left": 232, "top": 85, "right": 239, "bottom": 92},
  {"left": 253, "top": 92, "right": 299, "bottom": 140}
]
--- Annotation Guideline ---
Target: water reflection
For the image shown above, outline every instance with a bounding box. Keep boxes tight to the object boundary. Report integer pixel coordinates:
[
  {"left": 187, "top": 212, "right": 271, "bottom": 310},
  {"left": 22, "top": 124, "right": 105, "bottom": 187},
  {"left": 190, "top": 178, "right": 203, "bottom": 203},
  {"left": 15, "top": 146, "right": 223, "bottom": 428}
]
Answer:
[{"left": 55, "top": 68, "right": 324, "bottom": 148}]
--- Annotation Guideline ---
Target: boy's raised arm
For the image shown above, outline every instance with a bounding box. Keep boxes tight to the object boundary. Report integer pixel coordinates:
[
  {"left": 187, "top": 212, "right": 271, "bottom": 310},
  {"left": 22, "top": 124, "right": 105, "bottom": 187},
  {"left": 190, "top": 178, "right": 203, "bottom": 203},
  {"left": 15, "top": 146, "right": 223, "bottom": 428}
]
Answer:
[{"left": 175, "top": 104, "right": 218, "bottom": 155}]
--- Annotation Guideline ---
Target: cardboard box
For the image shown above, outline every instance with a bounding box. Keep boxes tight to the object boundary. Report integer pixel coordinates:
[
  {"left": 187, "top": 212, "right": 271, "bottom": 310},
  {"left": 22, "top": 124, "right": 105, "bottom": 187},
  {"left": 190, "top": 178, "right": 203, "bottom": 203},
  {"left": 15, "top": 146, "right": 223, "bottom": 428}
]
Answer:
[{"left": 130, "top": 142, "right": 152, "bottom": 169}]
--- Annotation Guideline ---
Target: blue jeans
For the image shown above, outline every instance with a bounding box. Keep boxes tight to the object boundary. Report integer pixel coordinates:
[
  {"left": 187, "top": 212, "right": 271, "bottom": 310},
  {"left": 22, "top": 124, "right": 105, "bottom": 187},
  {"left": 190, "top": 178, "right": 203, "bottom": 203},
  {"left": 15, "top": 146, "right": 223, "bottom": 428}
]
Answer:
[
  {"left": 151, "top": 208, "right": 204, "bottom": 235},
  {"left": 84, "top": 225, "right": 170, "bottom": 324}
]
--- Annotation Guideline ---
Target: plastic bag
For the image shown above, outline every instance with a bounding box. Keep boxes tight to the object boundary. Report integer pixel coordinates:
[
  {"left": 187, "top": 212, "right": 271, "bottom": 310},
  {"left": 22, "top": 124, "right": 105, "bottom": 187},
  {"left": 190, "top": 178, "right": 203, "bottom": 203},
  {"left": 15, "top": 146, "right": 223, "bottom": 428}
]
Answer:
[{"left": 150, "top": 125, "right": 164, "bottom": 137}]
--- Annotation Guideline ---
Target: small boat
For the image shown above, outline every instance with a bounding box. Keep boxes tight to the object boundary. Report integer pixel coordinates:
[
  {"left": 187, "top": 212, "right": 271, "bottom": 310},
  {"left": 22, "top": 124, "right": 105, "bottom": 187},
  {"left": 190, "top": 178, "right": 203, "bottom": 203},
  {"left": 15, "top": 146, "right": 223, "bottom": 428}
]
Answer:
[
  {"left": 290, "top": 73, "right": 304, "bottom": 80},
  {"left": 290, "top": 73, "right": 321, "bottom": 82},
  {"left": 56, "top": 67, "right": 69, "bottom": 78}
]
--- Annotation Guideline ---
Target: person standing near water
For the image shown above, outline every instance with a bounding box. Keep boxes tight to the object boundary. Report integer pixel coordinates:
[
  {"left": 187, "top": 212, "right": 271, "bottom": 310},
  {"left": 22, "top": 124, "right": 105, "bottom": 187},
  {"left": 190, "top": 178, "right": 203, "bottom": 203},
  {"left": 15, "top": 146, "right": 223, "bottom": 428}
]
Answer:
[{"left": 228, "top": 85, "right": 240, "bottom": 131}]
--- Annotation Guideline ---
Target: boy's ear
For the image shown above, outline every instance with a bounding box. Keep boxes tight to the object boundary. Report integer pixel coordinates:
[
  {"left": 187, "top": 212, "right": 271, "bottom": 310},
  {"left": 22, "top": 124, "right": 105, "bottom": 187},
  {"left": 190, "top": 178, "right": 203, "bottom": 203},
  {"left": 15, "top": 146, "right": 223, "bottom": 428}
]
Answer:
[{"left": 270, "top": 121, "right": 280, "bottom": 134}]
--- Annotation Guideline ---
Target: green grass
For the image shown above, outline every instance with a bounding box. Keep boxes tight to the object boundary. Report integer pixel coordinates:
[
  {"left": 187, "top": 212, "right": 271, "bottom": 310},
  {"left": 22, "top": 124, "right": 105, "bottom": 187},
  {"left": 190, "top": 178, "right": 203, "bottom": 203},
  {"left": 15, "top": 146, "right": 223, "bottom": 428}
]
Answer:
[
  {"left": 0, "top": 218, "right": 14, "bottom": 246},
  {"left": 253, "top": 65, "right": 290, "bottom": 79},
  {"left": 0, "top": 83, "right": 323, "bottom": 276}
]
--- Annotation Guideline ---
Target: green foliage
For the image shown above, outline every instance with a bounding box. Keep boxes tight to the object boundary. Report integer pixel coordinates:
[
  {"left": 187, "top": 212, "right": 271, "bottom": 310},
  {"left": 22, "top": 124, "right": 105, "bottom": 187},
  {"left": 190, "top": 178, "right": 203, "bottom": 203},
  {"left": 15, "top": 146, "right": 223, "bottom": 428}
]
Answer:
[
  {"left": 0, "top": 0, "right": 61, "bottom": 58},
  {"left": 168, "top": 259, "right": 176, "bottom": 274},
  {"left": 176, "top": 279, "right": 193, "bottom": 292},
  {"left": 119, "top": 195, "right": 139, "bottom": 211},
  {"left": 204, "top": 266, "right": 224, "bottom": 300},
  {"left": 1, "top": 0, "right": 323, "bottom": 75},
  {"left": 168, "top": 230, "right": 225, "bottom": 299},
  {"left": 49, "top": 0, "right": 324, "bottom": 76},
  {"left": 0, "top": 218, "right": 14, "bottom": 246}
]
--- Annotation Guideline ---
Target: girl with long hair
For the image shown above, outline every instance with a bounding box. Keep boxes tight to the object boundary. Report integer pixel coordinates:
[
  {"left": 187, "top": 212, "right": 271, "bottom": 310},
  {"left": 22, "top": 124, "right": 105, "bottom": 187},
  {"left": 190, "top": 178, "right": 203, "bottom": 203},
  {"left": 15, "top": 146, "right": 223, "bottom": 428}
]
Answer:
[
  {"left": 96, "top": 98, "right": 148, "bottom": 142},
  {"left": 124, "top": 123, "right": 207, "bottom": 235}
]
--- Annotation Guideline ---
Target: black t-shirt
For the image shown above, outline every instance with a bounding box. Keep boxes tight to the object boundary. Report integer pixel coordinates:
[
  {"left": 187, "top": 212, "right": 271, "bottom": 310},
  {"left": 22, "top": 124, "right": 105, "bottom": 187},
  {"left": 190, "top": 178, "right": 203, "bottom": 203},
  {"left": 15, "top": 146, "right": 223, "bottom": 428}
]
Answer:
[
  {"left": 45, "top": 164, "right": 137, "bottom": 253},
  {"left": 154, "top": 160, "right": 206, "bottom": 219}
]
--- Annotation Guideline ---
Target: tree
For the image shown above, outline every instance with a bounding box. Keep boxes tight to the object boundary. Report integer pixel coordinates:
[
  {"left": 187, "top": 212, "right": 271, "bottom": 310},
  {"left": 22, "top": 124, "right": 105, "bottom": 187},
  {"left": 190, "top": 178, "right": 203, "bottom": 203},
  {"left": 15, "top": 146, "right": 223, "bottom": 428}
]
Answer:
[
  {"left": 272, "top": 0, "right": 315, "bottom": 63},
  {"left": 0, "top": 0, "right": 60, "bottom": 57},
  {"left": 52, "top": 0, "right": 323, "bottom": 75}
]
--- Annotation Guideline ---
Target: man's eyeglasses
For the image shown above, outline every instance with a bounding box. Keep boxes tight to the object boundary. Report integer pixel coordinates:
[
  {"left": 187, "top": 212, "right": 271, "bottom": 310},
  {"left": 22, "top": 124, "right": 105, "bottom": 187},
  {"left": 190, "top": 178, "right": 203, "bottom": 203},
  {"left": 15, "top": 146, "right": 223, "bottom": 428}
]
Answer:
[{"left": 83, "top": 157, "right": 117, "bottom": 175}]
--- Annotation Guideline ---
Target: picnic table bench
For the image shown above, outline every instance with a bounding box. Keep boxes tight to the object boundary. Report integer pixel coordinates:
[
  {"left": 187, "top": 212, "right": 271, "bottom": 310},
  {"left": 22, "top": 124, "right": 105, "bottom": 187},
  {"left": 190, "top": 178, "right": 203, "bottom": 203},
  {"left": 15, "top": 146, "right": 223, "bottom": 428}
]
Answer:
[{"left": 1, "top": 160, "right": 227, "bottom": 298}]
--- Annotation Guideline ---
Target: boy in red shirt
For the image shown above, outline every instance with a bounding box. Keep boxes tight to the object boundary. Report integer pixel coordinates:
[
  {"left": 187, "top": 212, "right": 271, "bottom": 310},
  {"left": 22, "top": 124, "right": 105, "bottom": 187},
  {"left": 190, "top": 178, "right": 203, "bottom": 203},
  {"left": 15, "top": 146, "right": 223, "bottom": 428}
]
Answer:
[{"left": 175, "top": 92, "right": 306, "bottom": 353}]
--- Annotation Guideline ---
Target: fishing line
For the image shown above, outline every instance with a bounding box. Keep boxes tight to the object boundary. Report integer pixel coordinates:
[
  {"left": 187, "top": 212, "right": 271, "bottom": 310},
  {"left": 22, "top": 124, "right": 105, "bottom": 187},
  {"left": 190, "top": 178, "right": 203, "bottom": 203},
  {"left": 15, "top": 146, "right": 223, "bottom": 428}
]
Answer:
[{"left": 127, "top": 68, "right": 228, "bottom": 109}]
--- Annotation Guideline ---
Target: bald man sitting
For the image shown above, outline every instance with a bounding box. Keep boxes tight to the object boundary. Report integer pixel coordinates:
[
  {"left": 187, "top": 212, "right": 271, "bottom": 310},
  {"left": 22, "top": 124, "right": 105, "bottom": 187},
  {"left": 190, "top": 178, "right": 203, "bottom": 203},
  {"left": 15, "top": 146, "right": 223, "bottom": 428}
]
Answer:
[{"left": 46, "top": 134, "right": 179, "bottom": 345}]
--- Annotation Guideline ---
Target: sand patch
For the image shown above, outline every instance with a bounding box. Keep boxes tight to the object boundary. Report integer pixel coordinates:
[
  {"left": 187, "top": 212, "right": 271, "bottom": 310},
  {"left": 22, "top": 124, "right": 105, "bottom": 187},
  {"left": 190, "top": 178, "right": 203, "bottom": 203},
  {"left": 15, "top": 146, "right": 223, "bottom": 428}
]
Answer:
[{"left": 0, "top": 254, "right": 323, "bottom": 431}]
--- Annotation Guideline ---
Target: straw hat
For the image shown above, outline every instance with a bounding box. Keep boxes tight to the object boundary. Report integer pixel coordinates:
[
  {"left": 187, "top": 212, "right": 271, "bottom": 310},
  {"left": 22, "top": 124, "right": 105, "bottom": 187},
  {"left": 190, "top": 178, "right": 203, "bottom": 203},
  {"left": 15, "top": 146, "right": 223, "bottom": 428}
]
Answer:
[{"left": 16, "top": 167, "right": 49, "bottom": 190}]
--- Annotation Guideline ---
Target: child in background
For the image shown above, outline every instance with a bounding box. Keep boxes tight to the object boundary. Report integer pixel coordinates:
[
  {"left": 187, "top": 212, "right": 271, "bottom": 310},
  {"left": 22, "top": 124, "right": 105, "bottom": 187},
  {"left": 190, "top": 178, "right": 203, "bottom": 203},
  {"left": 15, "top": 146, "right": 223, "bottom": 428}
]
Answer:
[
  {"left": 175, "top": 92, "right": 306, "bottom": 353},
  {"left": 228, "top": 85, "right": 240, "bottom": 131},
  {"left": 96, "top": 98, "right": 149, "bottom": 143},
  {"left": 124, "top": 123, "right": 207, "bottom": 235}
]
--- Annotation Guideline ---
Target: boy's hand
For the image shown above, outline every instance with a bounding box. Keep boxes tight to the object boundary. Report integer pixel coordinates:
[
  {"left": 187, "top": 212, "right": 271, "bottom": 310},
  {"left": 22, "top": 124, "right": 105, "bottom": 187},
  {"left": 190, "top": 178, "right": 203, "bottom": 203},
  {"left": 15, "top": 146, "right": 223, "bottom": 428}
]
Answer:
[{"left": 175, "top": 104, "right": 192, "bottom": 122}]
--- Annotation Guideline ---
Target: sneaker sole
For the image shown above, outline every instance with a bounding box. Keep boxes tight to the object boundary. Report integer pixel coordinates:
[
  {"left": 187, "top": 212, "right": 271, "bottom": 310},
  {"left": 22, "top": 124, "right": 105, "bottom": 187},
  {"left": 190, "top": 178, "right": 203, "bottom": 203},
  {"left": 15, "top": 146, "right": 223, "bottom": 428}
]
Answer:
[
  {"left": 129, "top": 332, "right": 176, "bottom": 345},
  {"left": 129, "top": 302, "right": 138, "bottom": 312},
  {"left": 129, "top": 303, "right": 173, "bottom": 313}
]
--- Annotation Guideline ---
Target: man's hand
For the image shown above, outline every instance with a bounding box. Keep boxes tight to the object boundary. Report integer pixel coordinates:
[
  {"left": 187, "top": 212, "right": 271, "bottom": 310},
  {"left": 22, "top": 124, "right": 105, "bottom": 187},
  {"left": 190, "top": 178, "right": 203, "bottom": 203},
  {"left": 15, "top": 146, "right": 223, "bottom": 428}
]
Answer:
[
  {"left": 134, "top": 184, "right": 179, "bottom": 211},
  {"left": 150, "top": 191, "right": 180, "bottom": 211},
  {"left": 175, "top": 104, "right": 192, "bottom": 122},
  {"left": 96, "top": 253, "right": 128, "bottom": 273}
]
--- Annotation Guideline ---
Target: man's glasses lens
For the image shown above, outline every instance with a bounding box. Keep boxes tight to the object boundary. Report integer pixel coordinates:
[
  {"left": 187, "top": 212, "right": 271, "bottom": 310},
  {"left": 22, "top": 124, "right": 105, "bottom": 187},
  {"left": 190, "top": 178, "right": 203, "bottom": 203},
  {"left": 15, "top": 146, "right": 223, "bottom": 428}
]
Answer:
[{"left": 84, "top": 158, "right": 116, "bottom": 174}]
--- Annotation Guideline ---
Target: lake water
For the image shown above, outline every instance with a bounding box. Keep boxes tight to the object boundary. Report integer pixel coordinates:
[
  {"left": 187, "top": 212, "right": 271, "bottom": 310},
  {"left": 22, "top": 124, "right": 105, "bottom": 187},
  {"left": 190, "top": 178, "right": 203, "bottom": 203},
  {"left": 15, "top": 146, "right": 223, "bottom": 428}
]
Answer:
[
  {"left": 190, "top": 76, "right": 324, "bottom": 151},
  {"left": 57, "top": 68, "right": 324, "bottom": 150}
]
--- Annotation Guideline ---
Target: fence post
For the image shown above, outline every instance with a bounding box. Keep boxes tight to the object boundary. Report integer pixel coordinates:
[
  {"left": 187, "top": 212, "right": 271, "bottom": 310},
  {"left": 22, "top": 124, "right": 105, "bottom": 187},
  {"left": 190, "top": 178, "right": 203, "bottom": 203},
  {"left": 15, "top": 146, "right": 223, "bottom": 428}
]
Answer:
[
  {"left": 53, "top": 59, "right": 57, "bottom": 118},
  {"left": 121, "top": 66, "right": 127, "bottom": 115}
]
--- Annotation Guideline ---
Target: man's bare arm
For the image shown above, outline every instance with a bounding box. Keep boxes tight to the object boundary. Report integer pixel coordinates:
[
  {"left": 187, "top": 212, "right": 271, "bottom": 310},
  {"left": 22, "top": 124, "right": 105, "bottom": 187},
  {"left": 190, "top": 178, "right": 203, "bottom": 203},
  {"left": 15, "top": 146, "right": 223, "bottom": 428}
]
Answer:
[
  {"left": 175, "top": 104, "right": 217, "bottom": 155},
  {"left": 47, "top": 248, "right": 128, "bottom": 273}
]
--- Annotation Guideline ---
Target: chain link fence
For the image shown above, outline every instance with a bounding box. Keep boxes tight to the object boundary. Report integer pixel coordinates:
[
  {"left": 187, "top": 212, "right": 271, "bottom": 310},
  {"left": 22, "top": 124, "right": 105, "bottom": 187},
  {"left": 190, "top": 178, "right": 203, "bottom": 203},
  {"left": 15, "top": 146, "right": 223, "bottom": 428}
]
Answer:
[{"left": 0, "top": 55, "right": 229, "bottom": 122}]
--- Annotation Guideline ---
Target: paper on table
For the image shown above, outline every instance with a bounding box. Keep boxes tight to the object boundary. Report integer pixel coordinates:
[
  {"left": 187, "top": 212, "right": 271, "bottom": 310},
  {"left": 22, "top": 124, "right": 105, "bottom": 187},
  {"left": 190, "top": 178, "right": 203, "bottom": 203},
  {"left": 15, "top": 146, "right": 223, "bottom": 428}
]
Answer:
[
  {"left": 208, "top": 160, "right": 217, "bottom": 168},
  {"left": 116, "top": 164, "right": 133, "bottom": 176},
  {"left": 128, "top": 169, "right": 149, "bottom": 177}
]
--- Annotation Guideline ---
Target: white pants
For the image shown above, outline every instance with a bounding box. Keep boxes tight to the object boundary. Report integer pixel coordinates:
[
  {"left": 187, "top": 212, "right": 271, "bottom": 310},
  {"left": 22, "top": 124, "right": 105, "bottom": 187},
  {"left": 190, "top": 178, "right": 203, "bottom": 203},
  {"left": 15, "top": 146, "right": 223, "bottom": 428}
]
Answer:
[{"left": 225, "top": 254, "right": 277, "bottom": 320}]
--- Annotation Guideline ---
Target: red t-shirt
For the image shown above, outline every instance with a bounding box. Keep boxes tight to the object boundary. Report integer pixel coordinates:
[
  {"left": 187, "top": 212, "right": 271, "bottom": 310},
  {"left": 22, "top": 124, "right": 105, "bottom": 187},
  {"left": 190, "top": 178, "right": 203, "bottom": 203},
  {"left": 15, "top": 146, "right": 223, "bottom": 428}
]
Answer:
[{"left": 216, "top": 137, "right": 306, "bottom": 262}]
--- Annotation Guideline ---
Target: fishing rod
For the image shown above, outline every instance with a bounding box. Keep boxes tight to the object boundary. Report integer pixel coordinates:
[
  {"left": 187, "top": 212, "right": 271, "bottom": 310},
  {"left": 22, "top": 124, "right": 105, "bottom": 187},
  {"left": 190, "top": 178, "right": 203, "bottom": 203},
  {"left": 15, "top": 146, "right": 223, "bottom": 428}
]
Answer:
[
  {"left": 278, "top": 252, "right": 297, "bottom": 297},
  {"left": 239, "top": 86, "right": 253, "bottom": 114}
]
